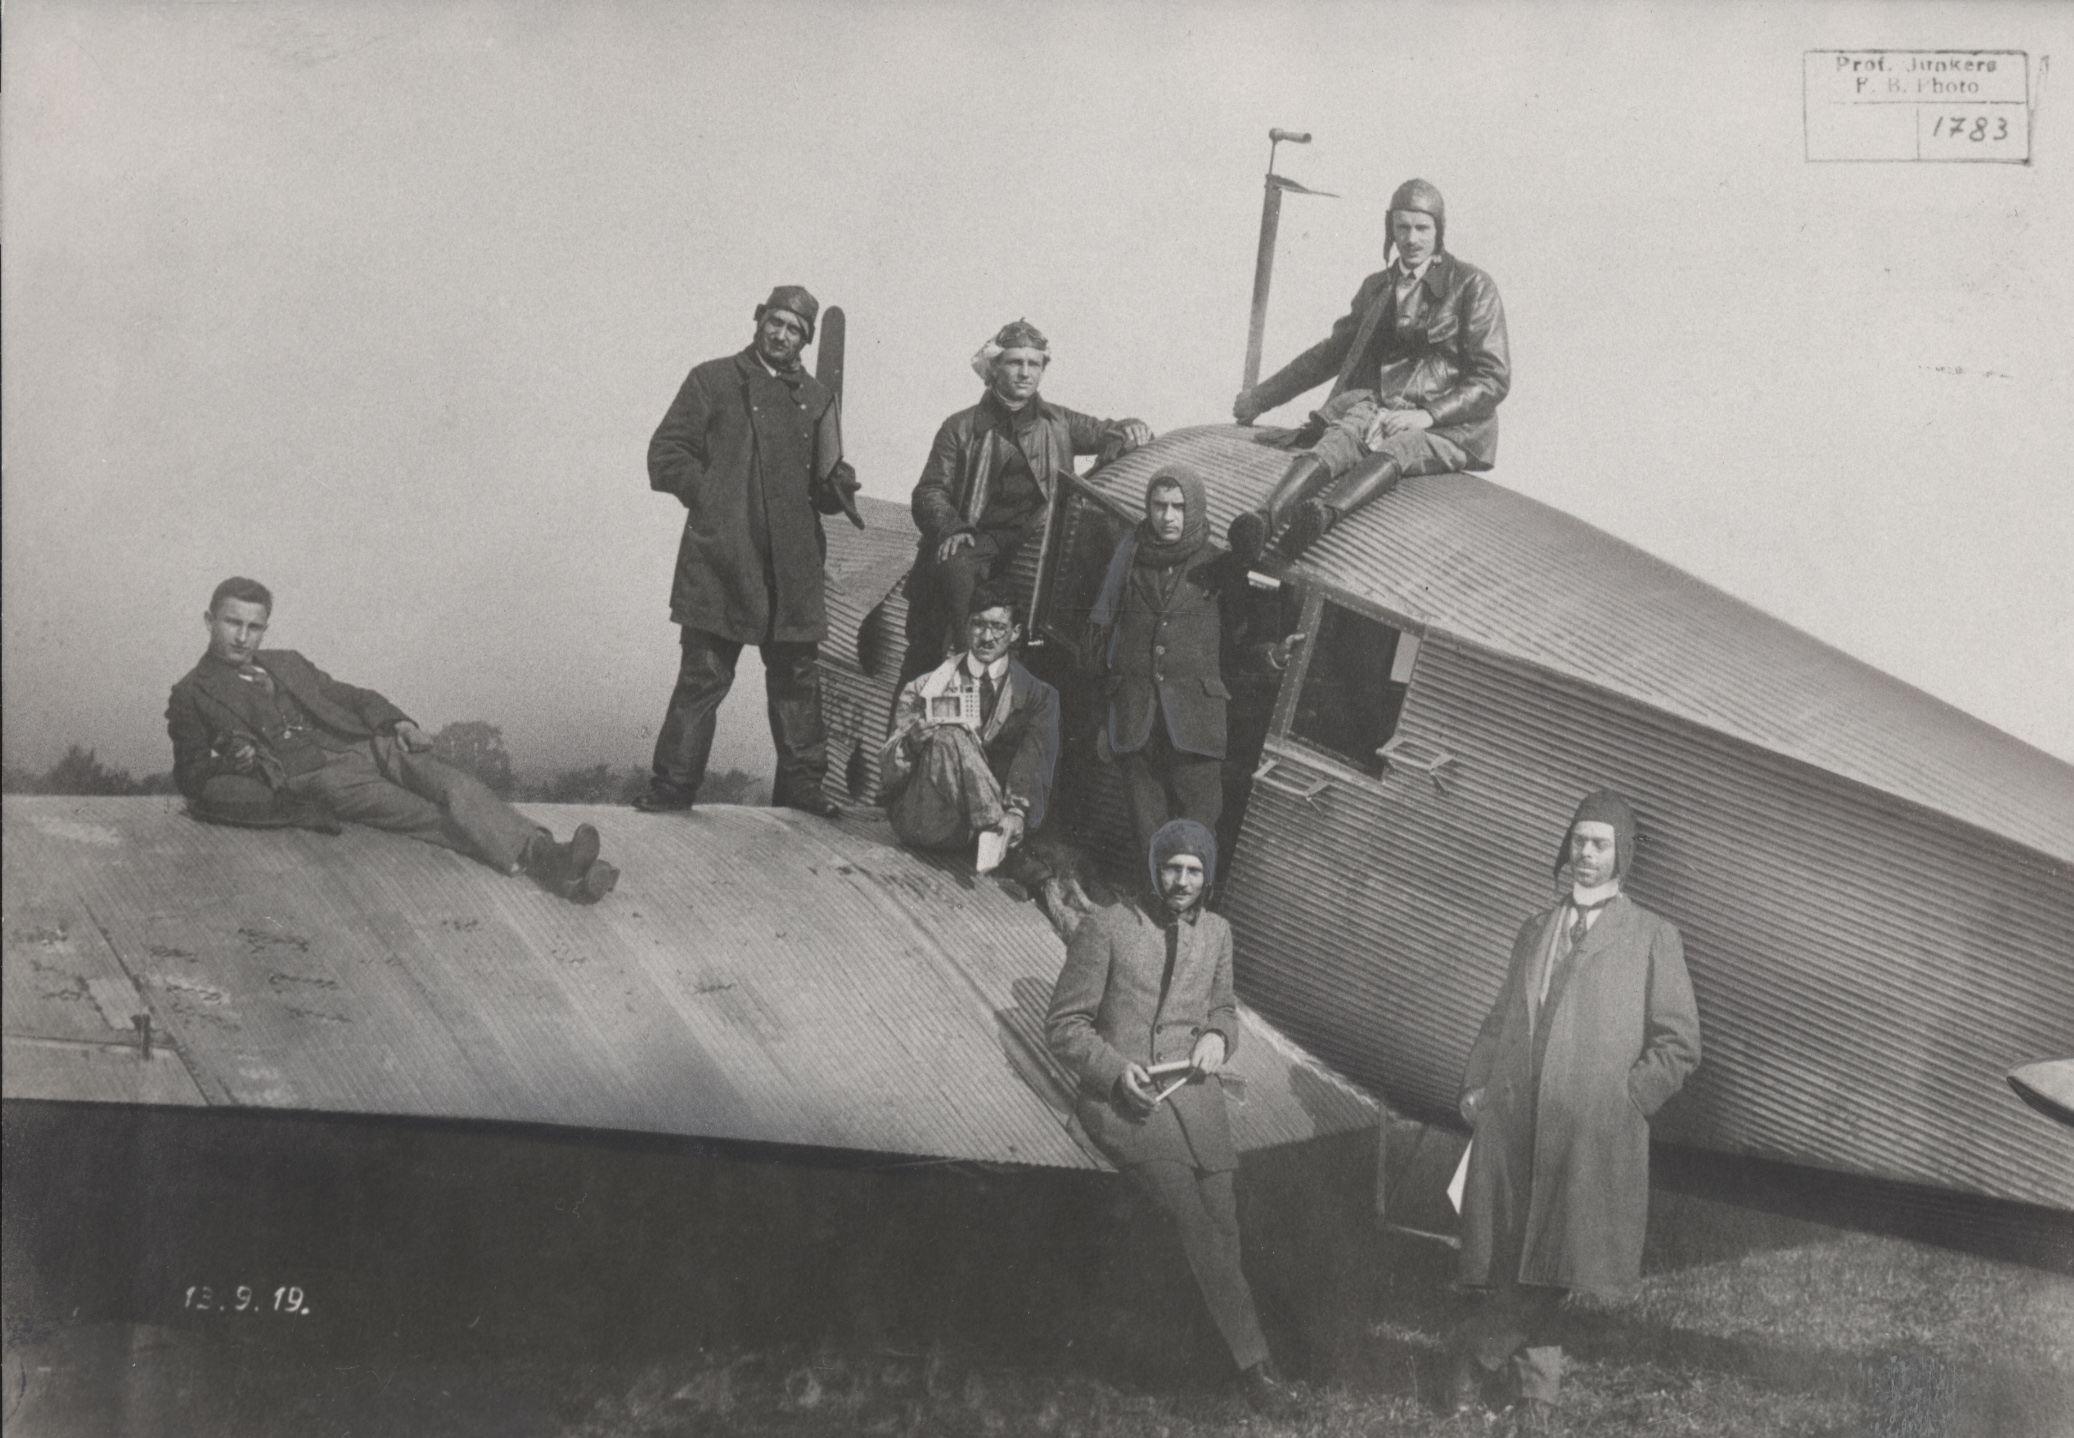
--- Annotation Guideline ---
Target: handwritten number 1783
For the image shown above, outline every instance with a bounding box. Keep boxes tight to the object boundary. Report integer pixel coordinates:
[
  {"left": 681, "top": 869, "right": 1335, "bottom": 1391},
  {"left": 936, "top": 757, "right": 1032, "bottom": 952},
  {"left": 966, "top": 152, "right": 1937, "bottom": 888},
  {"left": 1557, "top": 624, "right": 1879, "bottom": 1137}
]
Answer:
[{"left": 1931, "top": 115, "right": 2010, "bottom": 142}]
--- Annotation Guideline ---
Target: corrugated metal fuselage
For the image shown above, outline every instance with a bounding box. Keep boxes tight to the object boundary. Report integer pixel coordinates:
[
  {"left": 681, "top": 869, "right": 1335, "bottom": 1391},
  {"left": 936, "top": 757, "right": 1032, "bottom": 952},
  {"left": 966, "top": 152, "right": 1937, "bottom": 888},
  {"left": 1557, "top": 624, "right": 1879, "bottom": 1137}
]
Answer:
[{"left": 1032, "top": 432, "right": 2073, "bottom": 1216}]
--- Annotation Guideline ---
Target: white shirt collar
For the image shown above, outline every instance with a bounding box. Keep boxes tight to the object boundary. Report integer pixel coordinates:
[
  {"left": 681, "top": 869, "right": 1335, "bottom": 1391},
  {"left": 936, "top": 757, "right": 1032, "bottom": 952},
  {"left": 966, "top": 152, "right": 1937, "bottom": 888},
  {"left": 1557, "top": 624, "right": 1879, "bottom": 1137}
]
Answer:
[
  {"left": 962, "top": 652, "right": 1010, "bottom": 684},
  {"left": 1395, "top": 255, "right": 1433, "bottom": 285}
]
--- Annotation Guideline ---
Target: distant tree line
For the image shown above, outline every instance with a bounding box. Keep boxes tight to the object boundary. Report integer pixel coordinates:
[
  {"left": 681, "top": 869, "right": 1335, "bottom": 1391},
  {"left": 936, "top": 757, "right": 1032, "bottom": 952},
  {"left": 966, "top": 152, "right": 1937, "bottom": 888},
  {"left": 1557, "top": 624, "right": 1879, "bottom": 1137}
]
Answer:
[
  {"left": 2, "top": 724, "right": 767, "bottom": 805},
  {"left": 1, "top": 747, "right": 177, "bottom": 796}
]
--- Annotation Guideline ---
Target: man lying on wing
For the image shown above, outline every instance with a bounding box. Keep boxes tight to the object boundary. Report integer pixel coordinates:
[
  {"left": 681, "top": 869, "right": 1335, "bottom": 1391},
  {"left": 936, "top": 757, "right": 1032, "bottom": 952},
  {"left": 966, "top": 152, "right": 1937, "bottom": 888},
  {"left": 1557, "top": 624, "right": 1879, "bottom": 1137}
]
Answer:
[
  {"left": 880, "top": 584, "right": 1059, "bottom": 882},
  {"left": 166, "top": 576, "right": 617, "bottom": 902}
]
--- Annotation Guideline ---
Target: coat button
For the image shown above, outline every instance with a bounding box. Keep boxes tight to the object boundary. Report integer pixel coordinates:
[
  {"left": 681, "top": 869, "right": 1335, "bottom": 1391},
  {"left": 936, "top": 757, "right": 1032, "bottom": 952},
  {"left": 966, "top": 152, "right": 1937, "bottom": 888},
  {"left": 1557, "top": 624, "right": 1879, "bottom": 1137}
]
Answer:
[{"left": 1153, "top": 644, "right": 1166, "bottom": 656}]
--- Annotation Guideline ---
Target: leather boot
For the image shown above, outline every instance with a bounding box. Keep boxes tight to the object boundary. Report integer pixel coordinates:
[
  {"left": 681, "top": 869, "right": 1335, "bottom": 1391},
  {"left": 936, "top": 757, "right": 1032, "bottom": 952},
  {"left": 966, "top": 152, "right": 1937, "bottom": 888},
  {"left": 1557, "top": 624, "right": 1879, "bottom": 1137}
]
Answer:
[
  {"left": 1286, "top": 454, "right": 1401, "bottom": 557},
  {"left": 1227, "top": 452, "right": 1332, "bottom": 565},
  {"left": 524, "top": 823, "right": 603, "bottom": 898}
]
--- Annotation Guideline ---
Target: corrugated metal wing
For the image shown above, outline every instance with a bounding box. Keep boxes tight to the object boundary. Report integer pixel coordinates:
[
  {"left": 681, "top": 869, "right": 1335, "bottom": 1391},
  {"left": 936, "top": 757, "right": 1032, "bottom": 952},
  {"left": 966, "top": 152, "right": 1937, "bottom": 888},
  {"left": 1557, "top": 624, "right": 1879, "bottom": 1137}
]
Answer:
[{"left": 2, "top": 797, "right": 1376, "bottom": 1168}]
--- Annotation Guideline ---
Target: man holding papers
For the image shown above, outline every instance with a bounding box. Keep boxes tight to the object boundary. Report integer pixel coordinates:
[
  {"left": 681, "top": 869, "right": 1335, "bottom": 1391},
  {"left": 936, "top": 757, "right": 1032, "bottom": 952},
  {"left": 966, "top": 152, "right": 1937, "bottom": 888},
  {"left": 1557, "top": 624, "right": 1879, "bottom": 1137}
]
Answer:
[
  {"left": 1448, "top": 791, "right": 1701, "bottom": 1427},
  {"left": 1044, "top": 820, "right": 1291, "bottom": 1414}
]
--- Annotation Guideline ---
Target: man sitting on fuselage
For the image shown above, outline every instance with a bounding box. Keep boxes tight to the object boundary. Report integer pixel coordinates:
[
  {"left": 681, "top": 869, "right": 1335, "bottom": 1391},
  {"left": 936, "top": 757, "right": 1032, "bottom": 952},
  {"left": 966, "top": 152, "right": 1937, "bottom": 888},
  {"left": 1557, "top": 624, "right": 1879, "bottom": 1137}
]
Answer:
[
  {"left": 881, "top": 585, "right": 1060, "bottom": 877},
  {"left": 166, "top": 577, "right": 617, "bottom": 902},
  {"left": 1228, "top": 177, "right": 1510, "bottom": 563}
]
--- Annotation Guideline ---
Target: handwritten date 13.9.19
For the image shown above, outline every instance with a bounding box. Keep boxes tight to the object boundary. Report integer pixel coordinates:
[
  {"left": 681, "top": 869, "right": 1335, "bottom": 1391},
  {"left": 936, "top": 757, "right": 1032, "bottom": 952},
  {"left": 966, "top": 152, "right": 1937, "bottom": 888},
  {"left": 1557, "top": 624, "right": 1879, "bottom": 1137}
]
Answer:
[{"left": 181, "top": 1284, "right": 311, "bottom": 1316}]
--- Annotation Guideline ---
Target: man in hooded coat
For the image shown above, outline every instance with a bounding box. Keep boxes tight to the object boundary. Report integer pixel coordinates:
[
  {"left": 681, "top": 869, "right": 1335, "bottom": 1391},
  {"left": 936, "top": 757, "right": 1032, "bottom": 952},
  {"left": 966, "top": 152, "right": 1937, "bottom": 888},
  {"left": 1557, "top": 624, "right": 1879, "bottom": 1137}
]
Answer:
[
  {"left": 1226, "top": 177, "right": 1510, "bottom": 563},
  {"left": 639, "top": 285, "right": 860, "bottom": 817},
  {"left": 1088, "top": 465, "right": 1237, "bottom": 860},
  {"left": 1449, "top": 791, "right": 1701, "bottom": 1424},
  {"left": 1044, "top": 820, "right": 1291, "bottom": 1414}
]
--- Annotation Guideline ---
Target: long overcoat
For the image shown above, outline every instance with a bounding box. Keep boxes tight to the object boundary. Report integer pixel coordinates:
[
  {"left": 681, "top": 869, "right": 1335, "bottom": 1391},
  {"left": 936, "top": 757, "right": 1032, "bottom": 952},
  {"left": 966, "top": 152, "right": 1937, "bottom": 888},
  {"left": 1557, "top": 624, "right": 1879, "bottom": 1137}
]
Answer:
[
  {"left": 1457, "top": 893, "right": 1700, "bottom": 1297},
  {"left": 649, "top": 348, "right": 845, "bottom": 644},
  {"left": 1045, "top": 898, "right": 1241, "bottom": 1172}
]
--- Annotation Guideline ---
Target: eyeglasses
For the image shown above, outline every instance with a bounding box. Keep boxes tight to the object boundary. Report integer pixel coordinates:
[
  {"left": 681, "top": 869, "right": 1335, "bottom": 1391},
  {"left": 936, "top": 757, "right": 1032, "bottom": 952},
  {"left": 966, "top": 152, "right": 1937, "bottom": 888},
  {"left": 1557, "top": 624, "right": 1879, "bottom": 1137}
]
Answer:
[{"left": 969, "top": 619, "right": 1015, "bottom": 637}]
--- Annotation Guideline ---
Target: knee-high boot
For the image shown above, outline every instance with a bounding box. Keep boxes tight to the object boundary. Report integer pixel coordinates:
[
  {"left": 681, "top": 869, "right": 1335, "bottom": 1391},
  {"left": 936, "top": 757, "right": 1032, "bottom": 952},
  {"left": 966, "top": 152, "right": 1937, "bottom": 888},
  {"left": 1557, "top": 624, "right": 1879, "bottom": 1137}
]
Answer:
[
  {"left": 1226, "top": 453, "right": 1333, "bottom": 566},
  {"left": 1285, "top": 454, "right": 1402, "bottom": 557}
]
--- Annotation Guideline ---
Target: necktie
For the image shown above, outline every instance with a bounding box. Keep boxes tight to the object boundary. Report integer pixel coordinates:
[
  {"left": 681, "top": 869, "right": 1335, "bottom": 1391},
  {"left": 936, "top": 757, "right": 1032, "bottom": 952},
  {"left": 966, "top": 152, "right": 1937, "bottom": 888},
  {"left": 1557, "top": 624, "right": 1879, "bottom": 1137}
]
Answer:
[
  {"left": 236, "top": 663, "right": 276, "bottom": 697},
  {"left": 1568, "top": 896, "right": 1614, "bottom": 947},
  {"left": 979, "top": 672, "right": 999, "bottom": 725}
]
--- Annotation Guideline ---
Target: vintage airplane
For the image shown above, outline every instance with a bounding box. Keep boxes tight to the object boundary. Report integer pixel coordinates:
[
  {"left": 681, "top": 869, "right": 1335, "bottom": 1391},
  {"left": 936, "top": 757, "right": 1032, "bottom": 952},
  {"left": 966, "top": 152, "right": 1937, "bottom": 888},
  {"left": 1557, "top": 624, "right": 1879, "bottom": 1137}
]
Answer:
[{"left": 810, "top": 425, "right": 2074, "bottom": 1242}]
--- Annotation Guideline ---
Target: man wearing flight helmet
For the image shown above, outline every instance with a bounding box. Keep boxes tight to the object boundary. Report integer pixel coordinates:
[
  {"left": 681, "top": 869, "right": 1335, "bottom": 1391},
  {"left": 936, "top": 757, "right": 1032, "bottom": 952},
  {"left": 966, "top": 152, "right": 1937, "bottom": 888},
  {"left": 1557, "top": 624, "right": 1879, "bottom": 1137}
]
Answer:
[
  {"left": 639, "top": 285, "right": 861, "bottom": 817},
  {"left": 1045, "top": 820, "right": 1295, "bottom": 1416},
  {"left": 1228, "top": 178, "right": 1510, "bottom": 562},
  {"left": 1448, "top": 791, "right": 1701, "bottom": 1426}
]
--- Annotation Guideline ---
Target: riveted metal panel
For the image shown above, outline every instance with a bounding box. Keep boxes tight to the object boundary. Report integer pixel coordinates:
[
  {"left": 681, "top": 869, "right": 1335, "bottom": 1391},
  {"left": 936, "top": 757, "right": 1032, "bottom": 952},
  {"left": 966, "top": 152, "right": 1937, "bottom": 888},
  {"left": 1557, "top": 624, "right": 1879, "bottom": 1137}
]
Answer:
[{"left": 3, "top": 797, "right": 1375, "bottom": 1168}]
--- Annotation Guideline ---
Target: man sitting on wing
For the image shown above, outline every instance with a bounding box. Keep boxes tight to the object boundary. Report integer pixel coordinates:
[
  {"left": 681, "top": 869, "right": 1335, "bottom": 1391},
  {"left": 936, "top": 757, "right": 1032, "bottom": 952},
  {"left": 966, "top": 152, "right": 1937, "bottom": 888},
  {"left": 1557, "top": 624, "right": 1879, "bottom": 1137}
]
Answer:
[
  {"left": 167, "top": 576, "right": 617, "bottom": 902},
  {"left": 881, "top": 584, "right": 1059, "bottom": 878}
]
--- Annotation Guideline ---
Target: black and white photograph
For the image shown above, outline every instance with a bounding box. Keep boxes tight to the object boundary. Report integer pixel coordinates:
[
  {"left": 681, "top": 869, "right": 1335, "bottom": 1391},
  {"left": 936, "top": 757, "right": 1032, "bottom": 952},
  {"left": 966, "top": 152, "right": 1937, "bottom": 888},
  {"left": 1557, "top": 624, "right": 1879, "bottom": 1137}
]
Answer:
[{"left": 3, "top": 3, "right": 2070, "bottom": 1435}]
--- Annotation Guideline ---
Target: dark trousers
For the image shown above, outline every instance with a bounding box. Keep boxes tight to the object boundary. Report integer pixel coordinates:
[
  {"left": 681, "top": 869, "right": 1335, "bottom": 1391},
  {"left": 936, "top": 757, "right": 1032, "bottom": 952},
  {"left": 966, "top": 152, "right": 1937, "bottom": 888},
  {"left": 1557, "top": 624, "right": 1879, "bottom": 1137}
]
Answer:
[
  {"left": 1120, "top": 703, "right": 1224, "bottom": 861},
  {"left": 1307, "top": 392, "right": 1473, "bottom": 493},
  {"left": 1127, "top": 1161, "right": 1269, "bottom": 1372},
  {"left": 285, "top": 736, "right": 541, "bottom": 872},
  {"left": 1453, "top": 1213, "right": 1568, "bottom": 1403},
  {"left": 900, "top": 532, "right": 1021, "bottom": 684},
  {"left": 651, "top": 627, "right": 827, "bottom": 807}
]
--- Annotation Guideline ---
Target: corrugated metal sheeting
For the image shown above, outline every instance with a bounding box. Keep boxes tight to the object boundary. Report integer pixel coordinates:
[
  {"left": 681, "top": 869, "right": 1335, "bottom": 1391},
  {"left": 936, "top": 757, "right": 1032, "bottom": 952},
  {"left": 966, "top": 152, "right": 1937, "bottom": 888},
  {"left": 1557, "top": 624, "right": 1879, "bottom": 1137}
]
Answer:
[
  {"left": 1070, "top": 427, "right": 2073, "bottom": 1211},
  {"left": 1084, "top": 429, "right": 2074, "bottom": 867},
  {"left": 1226, "top": 639, "right": 2073, "bottom": 1210},
  {"left": 3, "top": 796, "right": 1376, "bottom": 1168},
  {"left": 817, "top": 495, "right": 917, "bottom": 806}
]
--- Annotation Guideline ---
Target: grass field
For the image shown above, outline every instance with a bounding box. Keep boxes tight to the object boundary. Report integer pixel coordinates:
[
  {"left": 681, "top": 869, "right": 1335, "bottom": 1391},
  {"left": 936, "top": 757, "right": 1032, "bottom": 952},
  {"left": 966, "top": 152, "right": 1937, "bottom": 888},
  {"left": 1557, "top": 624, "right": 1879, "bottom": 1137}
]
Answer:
[
  {"left": 7, "top": 1107, "right": 2069, "bottom": 1437},
  {"left": 543, "top": 1221, "right": 2073, "bottom": 1438}
]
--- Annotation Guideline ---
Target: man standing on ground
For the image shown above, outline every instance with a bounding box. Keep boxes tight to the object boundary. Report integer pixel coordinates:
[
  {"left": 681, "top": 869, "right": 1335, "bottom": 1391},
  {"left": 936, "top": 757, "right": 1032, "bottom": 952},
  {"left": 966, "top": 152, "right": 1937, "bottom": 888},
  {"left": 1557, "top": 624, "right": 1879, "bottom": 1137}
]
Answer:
[
  {"left": 167, "top": 577, "right": 617, "bottom": 902},
  {"left": 881, "top": 585, "right": 1059, "bottom": 878},
  {"left": 1227, "top": 178, "right": 1509, "bottom": 562},
  {"left": 639, "top": 285, "right": 860, "bottom": 818},
  {"left": 902, "top": 319, "right": 1152, "bottom": 683},
  {"left": 1045, "top": 820, "right": 1294, "bottom": 1416},
  {"left": 1449, "top": 791, "right": 1701, "bottom": 1428}
]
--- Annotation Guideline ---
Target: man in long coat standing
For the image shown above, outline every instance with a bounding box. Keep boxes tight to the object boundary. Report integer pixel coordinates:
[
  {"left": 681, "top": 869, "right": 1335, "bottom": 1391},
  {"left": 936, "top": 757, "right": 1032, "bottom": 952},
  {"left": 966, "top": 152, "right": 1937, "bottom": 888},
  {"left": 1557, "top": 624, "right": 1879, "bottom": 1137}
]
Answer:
[
  {"left": 639, "top": 285, "right": 858, "bottom": 817},
  {"left": 1450, "top": 790, "right": 1701, "bottom": 1426},
  {"left": 1045, "top": 820, "right": 1293, "bottom": 1415}
]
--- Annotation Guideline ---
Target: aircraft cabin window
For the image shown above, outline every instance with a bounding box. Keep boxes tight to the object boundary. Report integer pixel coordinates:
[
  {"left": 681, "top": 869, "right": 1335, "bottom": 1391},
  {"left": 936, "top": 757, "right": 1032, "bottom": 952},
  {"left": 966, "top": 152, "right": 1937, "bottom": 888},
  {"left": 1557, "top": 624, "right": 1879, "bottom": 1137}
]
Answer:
[
  {"left": 1038, "top": 488, "right": 1133, "bottom": 660},
  {"left": 1289, "top": 603, "right": 1420, "bottom": 777}
]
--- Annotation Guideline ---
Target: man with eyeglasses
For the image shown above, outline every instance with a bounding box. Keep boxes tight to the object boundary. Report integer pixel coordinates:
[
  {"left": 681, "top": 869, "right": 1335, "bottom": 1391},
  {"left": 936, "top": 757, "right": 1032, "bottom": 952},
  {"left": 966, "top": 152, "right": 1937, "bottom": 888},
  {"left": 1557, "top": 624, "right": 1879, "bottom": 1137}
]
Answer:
[{"left": 880, "top": 584, "right": 1059, "bottom": 876}]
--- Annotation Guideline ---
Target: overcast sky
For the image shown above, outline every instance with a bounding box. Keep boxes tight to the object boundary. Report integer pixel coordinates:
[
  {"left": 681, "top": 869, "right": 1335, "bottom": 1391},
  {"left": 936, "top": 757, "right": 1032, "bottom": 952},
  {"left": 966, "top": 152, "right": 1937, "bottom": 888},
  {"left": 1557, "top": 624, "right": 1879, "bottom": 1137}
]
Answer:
[{"left": 4, "top": 0, "right": 2069, "bottom": 789}]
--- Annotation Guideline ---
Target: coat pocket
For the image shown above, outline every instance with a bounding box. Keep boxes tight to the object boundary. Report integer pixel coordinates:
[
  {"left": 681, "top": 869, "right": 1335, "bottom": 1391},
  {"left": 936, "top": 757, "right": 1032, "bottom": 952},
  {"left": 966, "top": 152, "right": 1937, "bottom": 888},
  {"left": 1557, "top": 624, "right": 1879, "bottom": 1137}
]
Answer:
[{"left": 1626, "top": 1068, "right": 1652, "bottom": 1121}]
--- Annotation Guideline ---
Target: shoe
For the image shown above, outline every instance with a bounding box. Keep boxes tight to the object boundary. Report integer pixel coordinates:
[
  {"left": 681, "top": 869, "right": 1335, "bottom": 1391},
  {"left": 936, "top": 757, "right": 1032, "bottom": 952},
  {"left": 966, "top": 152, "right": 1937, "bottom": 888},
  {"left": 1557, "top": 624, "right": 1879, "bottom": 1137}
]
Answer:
[
  {"left": 1443, "top": 1354, "right": 1483, "bottom": 1415},
  {"left": 572, "top": 859, "right": 619, "bottom": 904},
  {"left": 1284, "top": 498, "right": 1337, "bottom": 557},
  {"left": 1238, "top": 1360, "right": 1297, "bottom": 1418},
  {"left": 1226, "top": 509, "right": 1271, "bottom": 566},
  {"left": 526, "top": 824, "right": 603, "bottom": 898},
  {"left": 784, "top": 792, "right": 842, "bottom": 820},
  {"left": 633, "top": 785, "right": 694, "bottom": 813}
]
